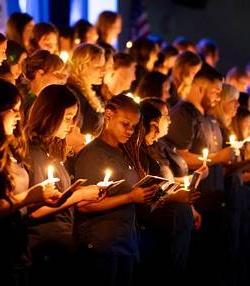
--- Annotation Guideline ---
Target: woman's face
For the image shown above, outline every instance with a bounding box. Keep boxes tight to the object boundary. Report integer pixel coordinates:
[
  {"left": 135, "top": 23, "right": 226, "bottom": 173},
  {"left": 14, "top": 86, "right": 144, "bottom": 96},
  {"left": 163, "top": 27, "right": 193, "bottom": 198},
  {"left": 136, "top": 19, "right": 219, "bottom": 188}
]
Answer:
[
  {"left": 222, "top": 97, "right": 239, "bottom": 120},
  {"left": 84, "top": 54, "right": 105, "bottom": 85},
  {"left": 23, "top": 20, "right": 35, "bottom": 48},
  {"left": 2, "top": 100, "right": 21, "bottom": 135},
  {"left": 106, "top": 108, "right": 140, "bottom": 144},
  {"left": 0, "top": 40, "right": 7, "bottom": 65},
  {"left": 109, "top": 17, "right": 122, "bottom": 43},
  {"left": 241, "top": 116, "right": 250, "bottom": 139},
  {"left": 10, "top": 52, "right": 27, "bottom": 80},
  {"left": 38, "top": 32, "right": 58, "bottom": 54},
  {"left": 86, "top": 27, "right": 98, "bottom": 44},
  {"left": 145, "top": 105, "right": 171, "bottom": 145},
  {"left": 54, "top": 104, "right": 78, "bottom": 139}
]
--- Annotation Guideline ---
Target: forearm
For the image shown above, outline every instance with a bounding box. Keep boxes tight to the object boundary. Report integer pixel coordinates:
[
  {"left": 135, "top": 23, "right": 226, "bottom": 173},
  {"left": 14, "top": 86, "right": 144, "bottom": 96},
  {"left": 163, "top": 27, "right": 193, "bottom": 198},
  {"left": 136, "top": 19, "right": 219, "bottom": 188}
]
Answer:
[
  {"left": 77, "top": 193, "right": 132, "bottom": 213},
  {"left": 177, "top": 150, "right": 204, "bottom": 170}
]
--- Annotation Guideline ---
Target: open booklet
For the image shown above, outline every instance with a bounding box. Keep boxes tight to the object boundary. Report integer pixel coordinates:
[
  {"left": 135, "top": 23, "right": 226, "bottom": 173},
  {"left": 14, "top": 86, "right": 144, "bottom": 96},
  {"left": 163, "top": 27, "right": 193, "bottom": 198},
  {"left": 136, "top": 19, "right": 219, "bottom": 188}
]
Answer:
[
  {"left": 138, "top": 172, "right": 203, "bottom": 212},
  {"left": 54, "top": 178, "right": 88, "bottom": 207}
]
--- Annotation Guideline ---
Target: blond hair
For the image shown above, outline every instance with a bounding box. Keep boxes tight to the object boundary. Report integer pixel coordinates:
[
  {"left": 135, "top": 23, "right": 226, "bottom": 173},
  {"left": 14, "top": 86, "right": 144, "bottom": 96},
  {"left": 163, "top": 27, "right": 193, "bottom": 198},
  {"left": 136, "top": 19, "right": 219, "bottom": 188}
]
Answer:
[{"left": 69, "top": 43, "right": 105, "bottom": 112}]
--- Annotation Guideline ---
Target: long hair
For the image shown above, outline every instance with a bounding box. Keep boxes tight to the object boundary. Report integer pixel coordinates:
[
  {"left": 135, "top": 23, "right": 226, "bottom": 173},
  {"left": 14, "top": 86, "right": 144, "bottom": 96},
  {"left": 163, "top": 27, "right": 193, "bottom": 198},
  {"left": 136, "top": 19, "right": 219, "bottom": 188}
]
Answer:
[
  {"left": 6, "top": 12, "right": 33, "bottom": 46},
  {"left": 69, "top": 43, "right": 105, "bottom": 112},
  {"left": 0, "top": 79, "right": 25, "bottom": 198},
  {"left": 172, "top": 51, "right": 201, "bottom": 98},
  {"left": 26, "top": 85, "right": 79, "bottom": 161},
  {"left": 209, "top": 83, "right": 239, "bottom": 128},
  {"left": 105, "top": 94, "right": 146, "bottom": 178},
  {"left": 96, "top": 11, "right": 121, "bottom": 43},
  {"left": 231, "top": 107, "right": 250, "bottom": 141},
  {"left": 29, "top": 22, "right": 59, "bottom": 54}
]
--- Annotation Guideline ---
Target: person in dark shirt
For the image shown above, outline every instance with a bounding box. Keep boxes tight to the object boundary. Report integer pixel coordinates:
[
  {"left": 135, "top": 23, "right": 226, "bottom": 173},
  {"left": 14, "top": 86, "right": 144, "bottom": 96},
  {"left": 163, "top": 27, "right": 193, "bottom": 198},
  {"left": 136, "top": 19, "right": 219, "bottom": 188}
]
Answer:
[
  {"left": 25, "top": 85, "right": 101, "bottom": 286},
  {"left": 166, "top": 65, "right": 235, "bottom": 285},
  {"left": 74, "top": 94, "right": 157, "bottom": 286}
]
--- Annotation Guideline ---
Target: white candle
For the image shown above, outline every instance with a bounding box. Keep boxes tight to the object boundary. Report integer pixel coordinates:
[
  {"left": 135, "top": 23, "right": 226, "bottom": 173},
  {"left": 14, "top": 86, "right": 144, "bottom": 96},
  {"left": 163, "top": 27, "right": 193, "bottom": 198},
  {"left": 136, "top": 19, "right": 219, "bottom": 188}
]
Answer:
[
  {"left": 183, "top": 176, "right": 190, "bottom": 191},
  {"left": 48, "top": 165, "right": 54, "bottom": 181},
  {"left": 229, "top": 134, "right": 236, "bottom": 146},
  {"left": 85, "top": 134, "right": 93, "bottom": 144},
  {"left": 202, "top": 148, "right": 209, "bottom": 161}
]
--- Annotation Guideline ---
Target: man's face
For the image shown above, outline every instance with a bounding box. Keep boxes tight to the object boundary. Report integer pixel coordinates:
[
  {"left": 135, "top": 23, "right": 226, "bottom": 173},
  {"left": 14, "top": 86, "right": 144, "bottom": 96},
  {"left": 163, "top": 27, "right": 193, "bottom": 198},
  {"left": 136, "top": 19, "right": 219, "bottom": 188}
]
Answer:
[{"left": 201, "top": 79, "right": 223, "bottom": 110}]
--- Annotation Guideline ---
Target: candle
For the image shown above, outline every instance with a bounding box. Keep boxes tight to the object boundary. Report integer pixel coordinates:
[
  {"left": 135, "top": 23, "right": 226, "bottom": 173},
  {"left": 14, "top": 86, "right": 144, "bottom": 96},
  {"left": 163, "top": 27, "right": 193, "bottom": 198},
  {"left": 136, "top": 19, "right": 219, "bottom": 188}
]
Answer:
[
  {"left": 45, "top": 165, "right": 60, "bottom": 184},
  {"left": 198, "top": 148, "right": 210, "bottom": 165},
  {"left": 103, "top": 169, "right": 112, "bottom": 185},
  {"left": 183, "top": 176, "right": 190, "bottom": 191},
  {"left": 126, "top": 41, "right": 133, "bottom": 49},
  {"left": 85, "top": 134, "right": 93, "bottom": 144},
  {"left": 59, "top": 51, "right": 69, "bottom": 63},
  {"left": 228, "top": 134, "right": 242, "bottom": 156}
]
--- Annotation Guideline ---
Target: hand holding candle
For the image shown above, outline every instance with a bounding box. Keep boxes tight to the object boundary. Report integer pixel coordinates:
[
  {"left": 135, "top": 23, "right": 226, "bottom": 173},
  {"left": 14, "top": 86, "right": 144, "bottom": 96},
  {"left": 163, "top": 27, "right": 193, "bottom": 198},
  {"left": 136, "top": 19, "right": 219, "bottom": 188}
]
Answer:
[{"left": 97, "top": 169, "right": 113, "bottom": 187}]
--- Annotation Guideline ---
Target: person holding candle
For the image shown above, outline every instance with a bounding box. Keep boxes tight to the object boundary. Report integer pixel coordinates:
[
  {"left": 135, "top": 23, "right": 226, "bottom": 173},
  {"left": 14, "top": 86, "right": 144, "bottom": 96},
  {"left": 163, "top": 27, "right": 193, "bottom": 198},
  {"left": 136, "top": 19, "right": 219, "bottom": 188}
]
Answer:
[
  {"left": 0, "top": 79, "right": 62, "bottom": 285},
  {"left": 135, "top": 98, "right": 204, "bottom": 284},
  {"left": 73, "top": 94, "right": 158, "bottom": 286},
  {"left": 25, "top": 84, "right": 101, "bottom": 286},
  {"left": 166, "top": 65, "right": 236, "bottom": 285}
]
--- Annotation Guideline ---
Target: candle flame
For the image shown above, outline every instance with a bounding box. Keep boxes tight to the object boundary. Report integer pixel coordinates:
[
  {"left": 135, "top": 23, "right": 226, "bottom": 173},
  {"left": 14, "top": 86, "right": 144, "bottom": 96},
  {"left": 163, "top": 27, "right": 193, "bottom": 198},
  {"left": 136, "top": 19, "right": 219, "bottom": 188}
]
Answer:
[
  {"left": 85, "top": 134, "right": 93, "bottom": 144},
  {"left": 103, "top": 169, "right": 112, "bottom": 184},
  {"left": 229, "top": 134, "right": 236, "bottom": 145},
  {"left": 183, "top": 176, "right": 190, "bottom": 190},
  {"left": 59, "top": 51, "right": 69, "bottom": 63},
  {"left": 48, "top": 165, "right": 54, "bottom": 180},
  {"left": 202, "top": 148, "right": 209, "bottom": 160}
]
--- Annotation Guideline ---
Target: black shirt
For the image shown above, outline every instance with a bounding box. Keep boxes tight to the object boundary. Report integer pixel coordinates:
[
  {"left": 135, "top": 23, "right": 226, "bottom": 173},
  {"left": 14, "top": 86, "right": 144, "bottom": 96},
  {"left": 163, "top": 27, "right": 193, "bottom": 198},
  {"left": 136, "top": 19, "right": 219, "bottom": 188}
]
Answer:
[
  {"left": 166, "top": 100, "right": 224, "bottom": 196},
  {"left": 74, "top": 138, "right": 139, "bottom": 257},
  {"left": 27, "top": 143, "right": 73, "bottom": 249}
]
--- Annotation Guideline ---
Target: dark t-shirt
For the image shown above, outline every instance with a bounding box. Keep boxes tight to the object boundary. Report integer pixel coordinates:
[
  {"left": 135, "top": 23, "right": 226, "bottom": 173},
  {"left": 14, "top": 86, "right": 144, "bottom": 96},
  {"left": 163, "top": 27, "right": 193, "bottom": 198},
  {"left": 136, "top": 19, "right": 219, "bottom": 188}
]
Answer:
[
  {"left": 23, "top": 90, "right": 37, "bottom": 120},
  {"left": 166, "top": 100, "right": 224, "bottom": 199},
  {"left": 27, "top": 143, "right": 73, "bottom": 249},
  {"left": 74, "top": 138, "right": 139, "bottom": 257}
]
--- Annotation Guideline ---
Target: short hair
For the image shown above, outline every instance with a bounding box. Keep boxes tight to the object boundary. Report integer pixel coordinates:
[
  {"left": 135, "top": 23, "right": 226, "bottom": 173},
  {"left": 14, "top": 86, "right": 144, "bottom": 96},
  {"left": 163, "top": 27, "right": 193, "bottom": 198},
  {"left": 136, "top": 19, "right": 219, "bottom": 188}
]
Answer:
[
  {"left": 197, "top": 38, "right": 218, "bottom": 57},
  {"left": 193, "top": 64, "right": 224, "bottom": 83},
  {"left": 113, "top": 53, "right": 135, "bottom": 70},
  {"left": 226, "top": 66, "right": 248, "bottom": 81}
]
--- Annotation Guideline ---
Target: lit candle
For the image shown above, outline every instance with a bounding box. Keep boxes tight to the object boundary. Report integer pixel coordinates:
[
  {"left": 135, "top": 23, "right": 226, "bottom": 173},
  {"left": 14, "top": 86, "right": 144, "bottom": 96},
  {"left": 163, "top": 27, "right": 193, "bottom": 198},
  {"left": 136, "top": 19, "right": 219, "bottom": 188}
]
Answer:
[
  {"left": 45, "top": 165, "right": 60, "bottom": 184},
  {"left": 126, "top": 92, "right": 141, "bottom": 104},
  {"left": 183, "top": 176, "right": 190, "bottom": 191},
  {"left": 103, "top": 169, "right": 112, "bottom": 185},
  {"left": 59, "top": 51, "right": 69, "bottom": 63},
  {"left": 228, "top": 134, "right": 242, "bottom": 156},
  {"left": 198, "top": 148, "right": 210, "bottom": 165},
  {"left": 126, "top": 41, "right": 133, "bottom": 49},
  {"left": 85, "top": 134, "right": 93, "bottom": 144}
]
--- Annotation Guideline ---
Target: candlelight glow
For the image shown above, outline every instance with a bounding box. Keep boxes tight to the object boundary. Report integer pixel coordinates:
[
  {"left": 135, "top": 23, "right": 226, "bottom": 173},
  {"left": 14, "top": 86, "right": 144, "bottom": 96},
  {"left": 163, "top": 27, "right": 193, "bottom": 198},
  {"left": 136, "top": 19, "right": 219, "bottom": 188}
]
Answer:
[
  {"left": 48, "top": 165, "right": 54, "bottom": 180},
  {"left": 202, "top": 148, "right": 209, "bottom": 161},
  {"left": 229, "top": 134, "right": 236, "bottom": 145},
  {"left": 183, "top": 176, "right": 190, "bottom": 190},
  {"left": 59, "top": 51, "right": 69, "bottom": 63},
  {"left": 85, "top": 134, "right": 93, "bottom": 144},
  {"left": 126, "top": 41, "right": 133, "bottom": 49},
  {"left": 103, "top": 169, "right": 112, "bottom": 184},
  {"left": 126, "top": 92, "right": 141, "bottom": 104}
]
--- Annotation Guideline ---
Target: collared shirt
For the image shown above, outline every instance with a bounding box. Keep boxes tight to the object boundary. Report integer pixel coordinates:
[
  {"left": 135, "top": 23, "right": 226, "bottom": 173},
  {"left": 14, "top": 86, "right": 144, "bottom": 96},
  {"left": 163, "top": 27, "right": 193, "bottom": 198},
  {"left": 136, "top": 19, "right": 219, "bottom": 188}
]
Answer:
[{"left": 74, "top": 138, "right": 139, "bottom": 257}]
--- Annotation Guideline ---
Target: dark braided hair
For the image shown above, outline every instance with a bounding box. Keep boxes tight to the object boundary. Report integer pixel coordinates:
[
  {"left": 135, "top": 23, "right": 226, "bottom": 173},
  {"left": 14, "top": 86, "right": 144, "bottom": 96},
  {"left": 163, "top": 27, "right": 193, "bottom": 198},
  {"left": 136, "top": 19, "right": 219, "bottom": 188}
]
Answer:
[{"left": 105, "top": 94, "right": 146, "bottom": 178}]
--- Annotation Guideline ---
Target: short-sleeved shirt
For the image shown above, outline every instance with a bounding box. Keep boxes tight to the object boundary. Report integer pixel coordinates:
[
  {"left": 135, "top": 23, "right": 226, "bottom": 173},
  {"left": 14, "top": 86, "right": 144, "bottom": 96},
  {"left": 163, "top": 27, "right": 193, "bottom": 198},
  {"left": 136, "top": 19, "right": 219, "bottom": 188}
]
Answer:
[
  {"left": 166, "top": 100, "right": 224, "bottom": 195},
  {"left": 27, "top": 142, "right": 73, "bottom": 249},
  {"left": 74, "top": 138, "right": 139, "bottom": 257}
]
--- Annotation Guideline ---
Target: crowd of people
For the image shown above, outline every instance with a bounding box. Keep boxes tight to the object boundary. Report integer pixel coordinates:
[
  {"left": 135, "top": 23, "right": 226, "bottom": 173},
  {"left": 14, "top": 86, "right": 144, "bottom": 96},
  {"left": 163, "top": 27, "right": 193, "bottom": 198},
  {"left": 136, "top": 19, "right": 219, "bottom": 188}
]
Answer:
[{"left": 1, "top": 9, "right": 250, "bottom": 286}]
